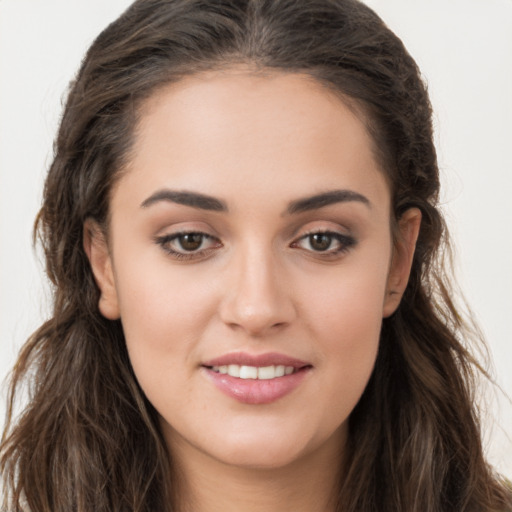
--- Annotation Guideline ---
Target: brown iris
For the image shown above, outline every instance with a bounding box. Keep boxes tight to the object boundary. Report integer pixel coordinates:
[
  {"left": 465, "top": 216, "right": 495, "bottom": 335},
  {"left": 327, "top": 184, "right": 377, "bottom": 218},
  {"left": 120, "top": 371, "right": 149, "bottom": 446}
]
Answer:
[
  {"left": 309, "top": 233, "right": 332, "bottom": 251},
  {"left": 178, "top": 233, "right": 204, "bottom": 251}
]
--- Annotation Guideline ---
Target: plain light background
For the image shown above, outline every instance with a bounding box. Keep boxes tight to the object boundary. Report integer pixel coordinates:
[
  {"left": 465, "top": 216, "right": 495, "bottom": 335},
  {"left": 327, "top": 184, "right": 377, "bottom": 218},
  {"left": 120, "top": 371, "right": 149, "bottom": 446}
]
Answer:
[{"left": 1, "top": 0, "right": 511, "bottom": 478}]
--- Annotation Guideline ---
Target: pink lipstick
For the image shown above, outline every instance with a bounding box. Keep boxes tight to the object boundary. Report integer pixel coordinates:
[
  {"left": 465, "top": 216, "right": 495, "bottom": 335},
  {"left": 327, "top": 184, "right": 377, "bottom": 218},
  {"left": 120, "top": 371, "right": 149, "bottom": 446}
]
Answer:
[{"left": 202, "top": 352, "right": 312, "bottom": 405}]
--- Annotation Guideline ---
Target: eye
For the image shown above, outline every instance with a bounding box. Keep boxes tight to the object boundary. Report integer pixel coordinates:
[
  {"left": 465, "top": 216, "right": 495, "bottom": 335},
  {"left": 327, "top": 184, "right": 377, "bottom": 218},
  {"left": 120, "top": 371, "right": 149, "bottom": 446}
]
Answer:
[
  {"left": 174, "top": 233, "right": 206, "bottom": 251},
  {"left": 291, "top": 231, "right": 356, "bottom": 255},
  {"left": 154, "top": 231, "right": 222, "bottom": 260},
  {"left": 306, "top": 233, "right": 334, "bottom": 251}
]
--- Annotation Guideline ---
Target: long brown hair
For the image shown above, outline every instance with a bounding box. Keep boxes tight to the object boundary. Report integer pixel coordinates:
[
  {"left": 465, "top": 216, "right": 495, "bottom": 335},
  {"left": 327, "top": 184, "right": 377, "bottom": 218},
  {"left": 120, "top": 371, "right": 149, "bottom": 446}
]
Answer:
[{"left": 2, "top": 0, "right": 511, "bottom": 510}]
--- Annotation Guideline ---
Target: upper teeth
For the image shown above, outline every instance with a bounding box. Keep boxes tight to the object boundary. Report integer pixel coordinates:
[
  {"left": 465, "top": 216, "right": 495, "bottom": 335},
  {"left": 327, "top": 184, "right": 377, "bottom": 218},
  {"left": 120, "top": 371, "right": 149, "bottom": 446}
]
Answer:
[{"left": 211, "top": 364, "right": 295, "bottom": 380}]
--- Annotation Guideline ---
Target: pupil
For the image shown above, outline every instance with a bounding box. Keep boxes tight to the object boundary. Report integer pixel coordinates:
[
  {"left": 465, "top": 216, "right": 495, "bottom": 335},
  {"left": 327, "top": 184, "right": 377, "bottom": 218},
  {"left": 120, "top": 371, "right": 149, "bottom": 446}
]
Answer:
[
  {"left": 310, "top": 233, "right": 331, "bottom": 251},
  {"left": 179, "top": 233, "right": 203, "bottom": 251}
]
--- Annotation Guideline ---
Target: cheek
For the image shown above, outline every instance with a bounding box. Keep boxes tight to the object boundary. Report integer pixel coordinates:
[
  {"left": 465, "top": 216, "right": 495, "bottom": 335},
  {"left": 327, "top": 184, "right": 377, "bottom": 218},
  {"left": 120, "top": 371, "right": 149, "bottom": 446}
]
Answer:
[
  {"left": 300, "top": 254, "right": 390, "bottom": 338},
  {"left": 297, "top": 252, "right": 390, "bottom": 397},
  {"left": 320, "top": 285, "right": 382, "bottom": 386},
  {"left": 111, "top": 258, "right": 218, "bottom": 388}
]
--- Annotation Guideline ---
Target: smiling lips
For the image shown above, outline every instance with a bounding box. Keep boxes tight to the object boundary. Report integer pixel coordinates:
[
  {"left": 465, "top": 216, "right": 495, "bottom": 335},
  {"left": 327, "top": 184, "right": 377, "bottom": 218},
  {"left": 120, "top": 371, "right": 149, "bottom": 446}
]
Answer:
[
  {"left": 211, "top": 364, "right": 296, "bottom": 379},
  {"left": 202, "top": 352, "right": 312, "bottom": 404}
]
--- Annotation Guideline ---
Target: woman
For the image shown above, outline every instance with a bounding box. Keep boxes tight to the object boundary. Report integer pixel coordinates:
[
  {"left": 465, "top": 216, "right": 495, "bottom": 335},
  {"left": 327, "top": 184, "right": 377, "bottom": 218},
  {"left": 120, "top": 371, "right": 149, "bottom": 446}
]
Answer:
[{"left": 1, "top": 0, "right": 511, "bottom": 510}]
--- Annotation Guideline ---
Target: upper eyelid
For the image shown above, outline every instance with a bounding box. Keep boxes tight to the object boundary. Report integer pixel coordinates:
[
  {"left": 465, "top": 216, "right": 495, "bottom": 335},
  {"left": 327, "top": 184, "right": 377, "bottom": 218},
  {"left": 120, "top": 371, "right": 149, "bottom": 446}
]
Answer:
[
  {"left": 298, "top": 228, "right": 343, "bottom": 235},
  {"left": 287, "top": 217, "right": 354, "bottom": 237},
  {"left": 293, "top": 227, "right": 352, "bottom": 240},
  {"left": 155, "top": 231, "right": 219, "bottom": 245},
  {"left": 154, "top": 227, "right": 218, "bottom": 240},
  {"left": 154, "top": 229, "right": 210, "bottom": 243},
  {"left": 293, "top": 230, "right": 354, "bottom": 243},
  {"left": 159, "top": 229, "right": 213, "bottom": 238},
  {"left": 291, "top": 229, "right": 357, "bottom": 249},
  {"left": 154, "top": 232, "right": 222, "bottom": 260},
  {"left": 154, "top": 227, "right": 352, "bottom": 243}
]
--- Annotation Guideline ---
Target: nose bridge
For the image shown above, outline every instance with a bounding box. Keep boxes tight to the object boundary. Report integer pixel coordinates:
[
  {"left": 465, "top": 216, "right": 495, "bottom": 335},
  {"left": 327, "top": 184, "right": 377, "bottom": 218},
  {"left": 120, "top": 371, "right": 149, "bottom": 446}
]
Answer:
[{"left": 220, "top": 237, "right": 294, "bottom": 335}]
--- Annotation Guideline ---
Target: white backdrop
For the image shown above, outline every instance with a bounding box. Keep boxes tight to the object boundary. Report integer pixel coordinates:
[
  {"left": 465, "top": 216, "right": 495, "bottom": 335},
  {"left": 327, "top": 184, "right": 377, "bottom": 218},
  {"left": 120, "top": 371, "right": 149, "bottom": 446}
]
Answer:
[{"left": 1, "top": 0, "right": 511, "bottom": 478}]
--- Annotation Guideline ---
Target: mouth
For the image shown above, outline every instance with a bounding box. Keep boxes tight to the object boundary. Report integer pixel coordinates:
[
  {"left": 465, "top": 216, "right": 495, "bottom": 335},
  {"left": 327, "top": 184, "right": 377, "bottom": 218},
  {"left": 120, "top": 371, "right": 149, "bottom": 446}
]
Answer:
[
  {"left": 207, "top": 364, "right": 298, "bottom": 380},
  {"left": 202, "top": 352, "right": 311, "bottom": 380},
  {"left": 201, "top": 352, "right": 312, "bottom": 404},
  {"left": 205, "top": 364, "right": 309, "bottom": 380}
]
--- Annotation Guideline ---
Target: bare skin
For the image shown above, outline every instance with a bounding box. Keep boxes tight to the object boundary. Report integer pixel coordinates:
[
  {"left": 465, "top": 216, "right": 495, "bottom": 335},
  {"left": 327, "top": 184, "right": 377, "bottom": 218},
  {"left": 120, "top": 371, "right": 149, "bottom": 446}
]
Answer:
[
  {"left": 85, "top": 68, "right": 420, "bottom": 512},
  {"left": 173, "top": 429, "right": 343, "bottom": 512}
]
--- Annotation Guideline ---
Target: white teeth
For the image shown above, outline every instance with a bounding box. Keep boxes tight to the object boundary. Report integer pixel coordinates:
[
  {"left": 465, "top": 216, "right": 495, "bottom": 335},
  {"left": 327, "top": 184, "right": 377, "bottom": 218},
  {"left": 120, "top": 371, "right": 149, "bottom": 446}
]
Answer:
[
  {"left": 228, "top": 364, "right": 240, "bottom": 378},
  {"left": 211, "top": 364, "right": 296, "bottom": 379},
  {"left": 239, "top": 365, "right": 258, "bottom": 379},
  {"left": 258, "top": 366, "right": 276, "bottom": 380}
]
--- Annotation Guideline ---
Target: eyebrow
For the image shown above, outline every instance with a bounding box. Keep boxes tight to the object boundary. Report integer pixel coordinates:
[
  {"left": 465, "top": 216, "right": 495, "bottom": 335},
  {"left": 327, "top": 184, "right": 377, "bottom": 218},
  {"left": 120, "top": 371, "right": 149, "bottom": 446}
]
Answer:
[
  {"left": 140, "top": 188, "right": 370, "bottom": 215},
  {"left": 286, "top": 189, "right": 371, "bottom": 215},
  {"left": 140, "top": 189, "right": 228, "bottom": 212}
]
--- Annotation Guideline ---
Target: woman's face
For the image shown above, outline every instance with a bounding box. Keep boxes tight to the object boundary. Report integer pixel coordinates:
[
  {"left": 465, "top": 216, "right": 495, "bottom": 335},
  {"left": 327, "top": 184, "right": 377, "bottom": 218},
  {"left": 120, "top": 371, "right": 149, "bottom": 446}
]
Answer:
[{"left": 86, "top": 70, "right": 419, "bottom": 470}]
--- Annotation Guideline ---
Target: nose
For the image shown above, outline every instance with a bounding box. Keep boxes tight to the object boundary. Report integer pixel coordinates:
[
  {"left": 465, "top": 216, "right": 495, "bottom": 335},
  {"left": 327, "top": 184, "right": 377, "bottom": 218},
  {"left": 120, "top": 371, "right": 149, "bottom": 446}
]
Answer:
[{"left": 218, "top": 243, "right": 296, "bottom": 337}]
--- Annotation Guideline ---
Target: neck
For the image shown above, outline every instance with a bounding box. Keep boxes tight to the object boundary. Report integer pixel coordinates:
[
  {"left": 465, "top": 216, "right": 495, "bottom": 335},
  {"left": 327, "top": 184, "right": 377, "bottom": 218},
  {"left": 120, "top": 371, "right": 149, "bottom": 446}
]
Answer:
[{"left": 170, "top": 434, "right": 345, "bottom": 512}]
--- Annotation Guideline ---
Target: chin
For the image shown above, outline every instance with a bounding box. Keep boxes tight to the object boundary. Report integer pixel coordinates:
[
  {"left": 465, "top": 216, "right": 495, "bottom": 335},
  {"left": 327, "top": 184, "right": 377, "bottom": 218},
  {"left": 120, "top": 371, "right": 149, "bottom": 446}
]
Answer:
[
  {"left": 210, "top": 444, "right": 307, "bottom": 471},
  {"left": 160, "top": 396, "right": 350, "bottom": 473},
  {"left": 200, "top": 420, "right": 345, "bottom": 472}
]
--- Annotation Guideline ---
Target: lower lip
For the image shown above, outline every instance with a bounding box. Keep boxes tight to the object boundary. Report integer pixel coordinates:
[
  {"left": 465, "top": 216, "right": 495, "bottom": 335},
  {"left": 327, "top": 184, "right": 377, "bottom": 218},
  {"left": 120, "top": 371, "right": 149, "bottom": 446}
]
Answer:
[{"left": 203, "top": 367, "right": 311, "bottom": 405}]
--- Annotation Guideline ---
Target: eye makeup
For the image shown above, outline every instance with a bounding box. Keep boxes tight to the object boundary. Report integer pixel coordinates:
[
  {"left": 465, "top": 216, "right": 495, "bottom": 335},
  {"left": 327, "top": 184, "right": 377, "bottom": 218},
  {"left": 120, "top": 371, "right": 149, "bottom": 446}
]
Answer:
[
  {"left": 153, "top": 226, "right": 357, "bottom": 263},
  {"left": 291, "top": 231, "right": 356, "bottom": 257},
  {"left": 153, "top": 231, "right": 222, "bottom": 261}
]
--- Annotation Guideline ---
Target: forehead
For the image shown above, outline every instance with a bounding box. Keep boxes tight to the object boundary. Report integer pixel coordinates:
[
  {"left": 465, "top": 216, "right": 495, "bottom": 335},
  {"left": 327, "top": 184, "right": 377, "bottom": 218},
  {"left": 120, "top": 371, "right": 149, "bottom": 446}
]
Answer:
[
  {"left": 115, "top": 69, "right": 389, "bottom": 214},
  {"left": 136, "top": 69, "right": 373, "bottom": 157}
]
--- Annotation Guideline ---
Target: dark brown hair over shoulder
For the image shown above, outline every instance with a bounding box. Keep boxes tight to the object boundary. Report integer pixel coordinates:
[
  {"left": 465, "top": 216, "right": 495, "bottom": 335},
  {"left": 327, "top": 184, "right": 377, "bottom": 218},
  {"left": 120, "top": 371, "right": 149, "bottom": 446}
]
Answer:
[{"left": 2, "top": 1, "right": 511, "bottom": 511}]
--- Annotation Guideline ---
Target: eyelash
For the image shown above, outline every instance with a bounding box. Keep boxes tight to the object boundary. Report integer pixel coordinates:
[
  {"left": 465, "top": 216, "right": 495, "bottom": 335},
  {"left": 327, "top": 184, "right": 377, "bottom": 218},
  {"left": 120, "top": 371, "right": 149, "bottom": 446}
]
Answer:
[
  {"left": 290, "top": 231, "right": 356, "bottom": 257},
  {"left": 154, "top": 230, "right": 356, "bottom": 261},
  {"left": 154, "top": 231, "right": 221, "bottom": 261}
]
